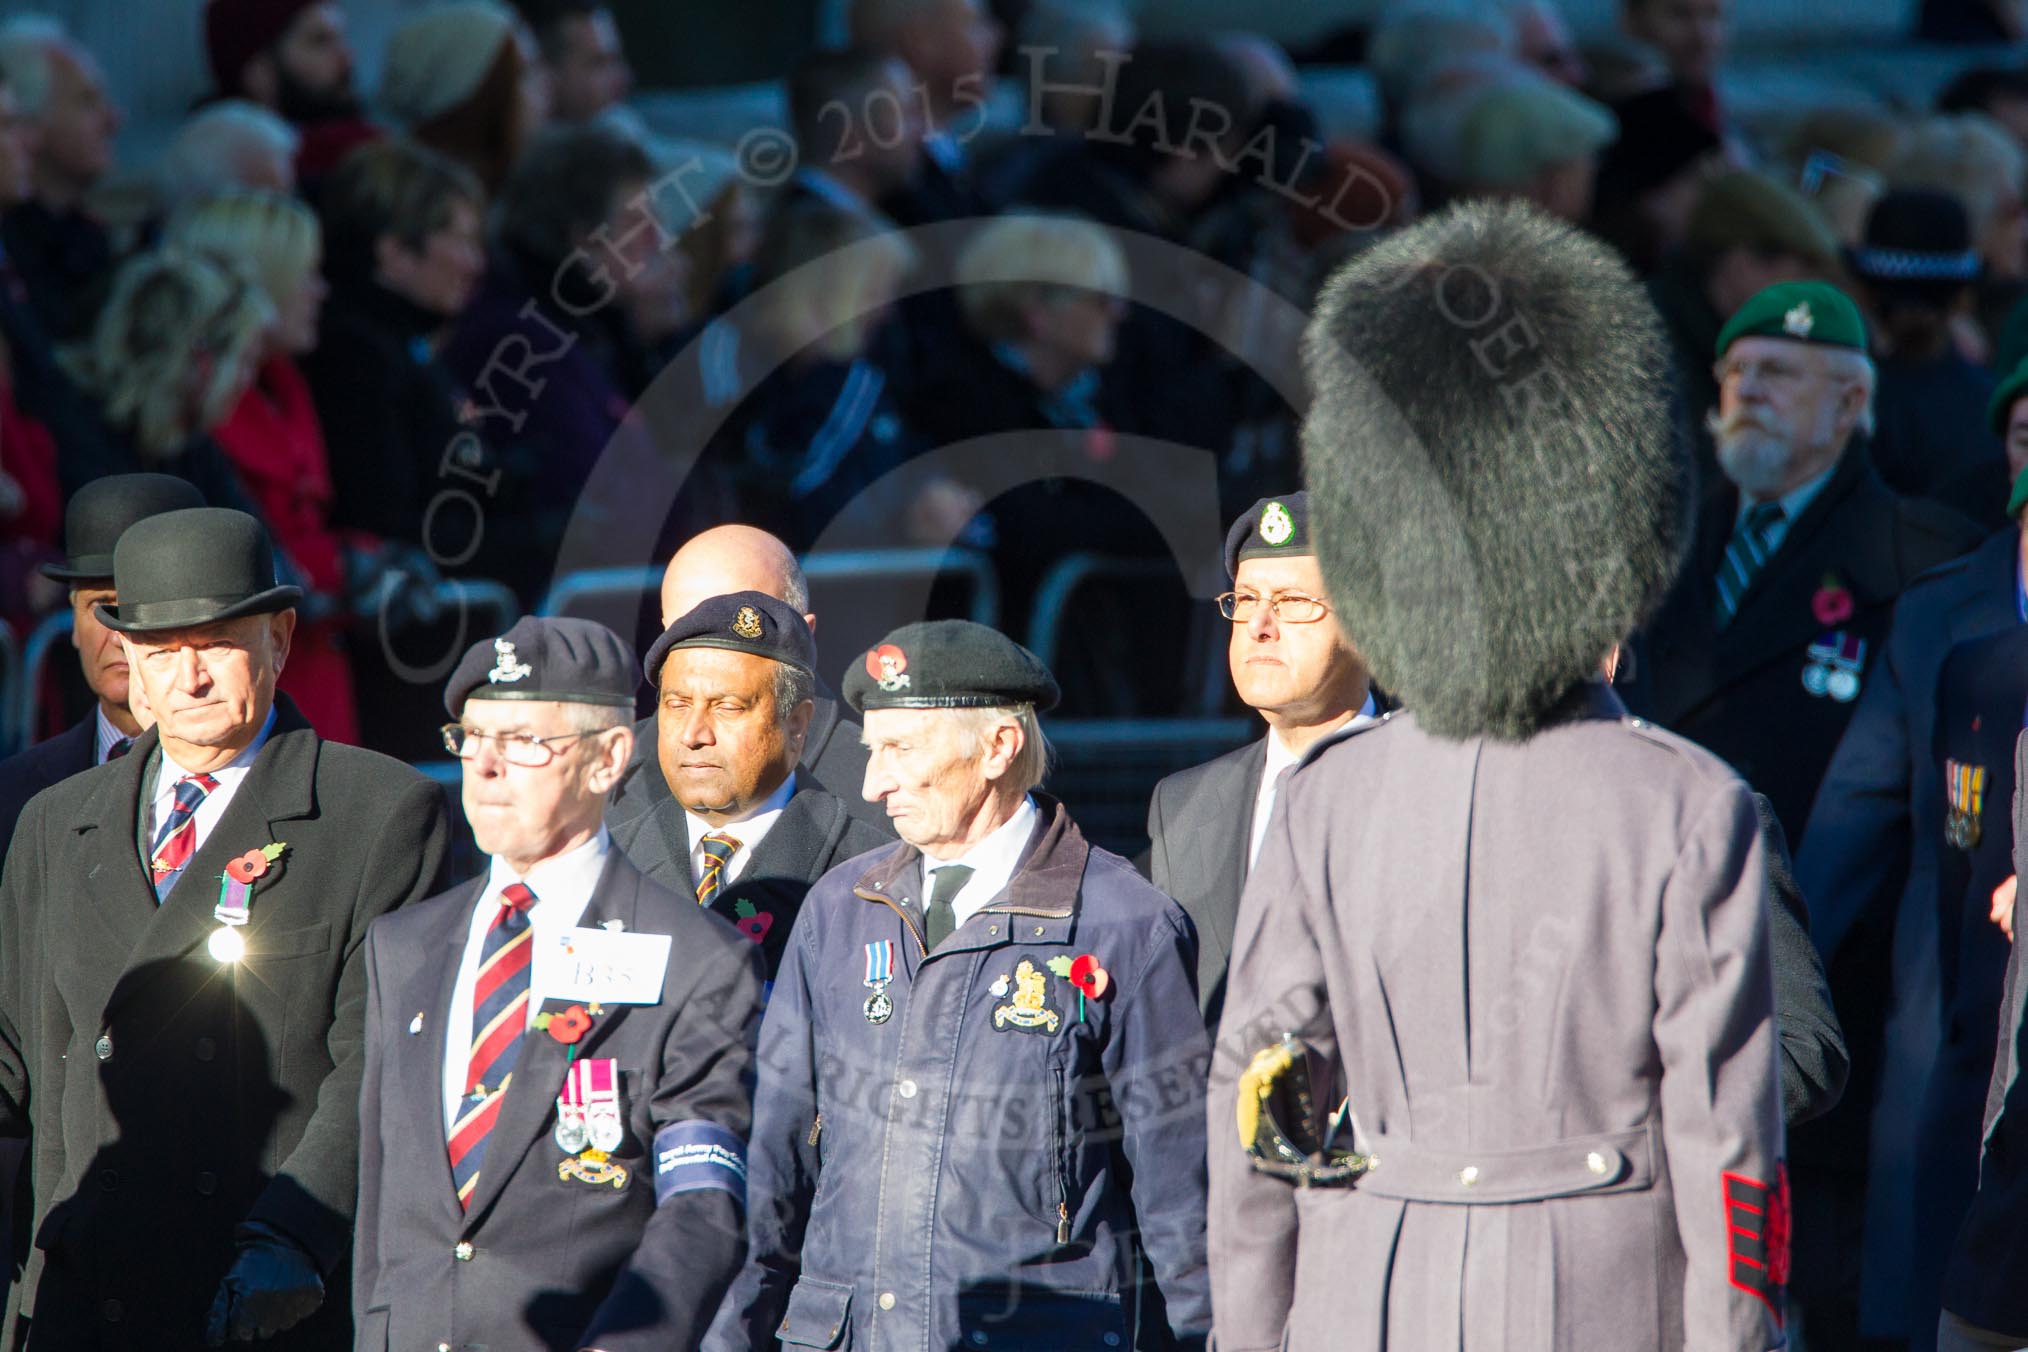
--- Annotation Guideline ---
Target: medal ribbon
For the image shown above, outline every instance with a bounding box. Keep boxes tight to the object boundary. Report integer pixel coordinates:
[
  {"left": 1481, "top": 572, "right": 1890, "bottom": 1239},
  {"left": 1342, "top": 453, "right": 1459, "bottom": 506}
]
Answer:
[{"left": 865, "top": 940, "right": 893, "bottom": 988}]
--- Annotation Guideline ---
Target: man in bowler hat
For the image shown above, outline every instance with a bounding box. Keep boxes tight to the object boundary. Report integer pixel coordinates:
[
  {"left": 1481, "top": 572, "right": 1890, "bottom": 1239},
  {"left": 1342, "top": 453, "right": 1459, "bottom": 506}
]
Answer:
[
  {"left": 0, "top": 507, "right": 449, "bottom": 1349},
  {"left": 0, "top": 473, "right": 203, "bottom": 858},
  {"left": 355, "top": 616, "right": 763, "bottom": 1352}
]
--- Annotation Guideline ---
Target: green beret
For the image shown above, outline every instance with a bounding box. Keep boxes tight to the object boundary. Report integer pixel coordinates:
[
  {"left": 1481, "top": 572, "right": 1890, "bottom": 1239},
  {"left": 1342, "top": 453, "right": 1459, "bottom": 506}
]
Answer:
[
  {"left": 2010, "top": 462, "right": 2028, "bottom": 521},
  {"left": 843, "top": 620, "right": 1060, "bottom": 714},
  {"left": 1715, "top": 280, "right": 1867, "bottom": 358},
  {"left": 1224, "top": 492, "right": 1311, "bottom": 579},
  {"left": 1990, "top": 354, "right": 2028, "bottom": 439}
]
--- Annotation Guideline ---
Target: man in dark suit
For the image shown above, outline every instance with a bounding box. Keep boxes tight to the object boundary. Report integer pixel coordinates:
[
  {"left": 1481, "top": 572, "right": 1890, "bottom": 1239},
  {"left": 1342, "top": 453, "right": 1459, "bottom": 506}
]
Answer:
[
  {"left": 355, "top": 616, "right": 763, "bottom": 1352},
  {"left": 1627, "top": 279, "right": 1985, "bottom": 1348},
  {"left": 1902, "top": 623, "right": 2028, "bottom": 1351},
  {"left": 610, "top": 523, "right": 883, "bottom": 830},
  {"left": 1796, "top": 474, "right": 2024, "bottom": 1350},
  {"left": 1938, "top": 716, "right": 2028, "bottom": 1351},
  {"left": 611, "top": 592, "right": 889, "bottom": 981},
  {"left": 1145, "top": 492, "right": 1374, "bottom": 1030},
  {"left": 1627, "top": 279, "right": 1985, "bottom": 842},
  {"left": 0, "top": 473, "right": 201, "bottom": 856},
  {"left": 0, "top": 507, "right": 449, "bottom": 1349}
]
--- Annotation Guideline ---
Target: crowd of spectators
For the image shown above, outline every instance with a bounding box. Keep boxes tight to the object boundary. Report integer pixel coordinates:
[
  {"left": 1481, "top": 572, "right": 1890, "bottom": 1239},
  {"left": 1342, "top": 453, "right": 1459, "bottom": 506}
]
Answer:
[{"left": 0, "top": 0, "right": 2022, "bottom": 739}]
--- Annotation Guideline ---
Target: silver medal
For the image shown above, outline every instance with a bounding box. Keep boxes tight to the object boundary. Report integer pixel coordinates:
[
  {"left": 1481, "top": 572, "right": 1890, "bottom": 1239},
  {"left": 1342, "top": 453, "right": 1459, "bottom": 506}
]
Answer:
[
  {"left": 554, "top": 1106, "right": 589, "bottom": 1154},
  {"left": 1801, "top": 664, "right": 1830, "bottom": 698},
  {"left": 589, "top": 1110, "right": 625, "bottom": 1153},
  {"left": 1826, "top": 668, "right": 1859, "bottom": 703},
  {"left": 864, "top": 986, "right": 893, "bottom": 1024}
]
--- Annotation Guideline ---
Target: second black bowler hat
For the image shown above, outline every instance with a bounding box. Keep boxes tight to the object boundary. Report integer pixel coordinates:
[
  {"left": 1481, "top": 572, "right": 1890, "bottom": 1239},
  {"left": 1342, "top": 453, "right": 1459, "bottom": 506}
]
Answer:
[
  {"left": 41, "top": 474, "right": 206, "bottom": 582},
  {"left": 95, "top": 508, "right": 303, "bottom": 633}
]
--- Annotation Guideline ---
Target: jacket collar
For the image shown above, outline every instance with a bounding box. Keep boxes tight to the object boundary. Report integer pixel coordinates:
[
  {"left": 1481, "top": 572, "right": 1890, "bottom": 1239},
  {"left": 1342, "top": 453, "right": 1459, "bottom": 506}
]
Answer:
[{"left": 853, "top": 792, "right": 1089, "bottom": 923}]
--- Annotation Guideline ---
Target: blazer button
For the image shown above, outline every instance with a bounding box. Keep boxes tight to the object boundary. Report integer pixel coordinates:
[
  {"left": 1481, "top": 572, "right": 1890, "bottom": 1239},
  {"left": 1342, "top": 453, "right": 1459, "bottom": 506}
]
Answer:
[
  {"left": 453, "top": 1241, "right": 474, "bottom": 1261},
  {"left": 194, "top": 1172, "right": 218, "bottom": 1196},
  {"left": 194, "top": 1037, "right": 217, "bottom": 1063},
  {"left": 1458, "top": 1166, "right": 1481, "bottom": 1187},
  {"left": 878, "top": 1292, "right": 897, "bottom": 1311},
  {"left": 98, "top": 1169, "right": 118, "bottom": 1192},
  {"left": 94, "top": 1034, "right": 112, "bottom": 1061}
]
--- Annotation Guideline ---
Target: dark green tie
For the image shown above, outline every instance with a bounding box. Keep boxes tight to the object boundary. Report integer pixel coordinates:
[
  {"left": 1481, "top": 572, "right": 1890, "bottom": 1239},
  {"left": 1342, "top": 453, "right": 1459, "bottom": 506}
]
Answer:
[{"left": 923, "top": 864, "right": 974, "bottom": 950}]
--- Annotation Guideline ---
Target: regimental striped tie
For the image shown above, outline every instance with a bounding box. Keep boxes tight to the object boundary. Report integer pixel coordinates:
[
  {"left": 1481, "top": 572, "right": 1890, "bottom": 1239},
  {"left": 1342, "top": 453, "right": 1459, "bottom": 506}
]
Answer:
[
  {"left": 1714, "top": 501, "right": 1786, "bottom": 629},
  {"left": 448, "top": 881, "right": 536, "bottom": 1210},
  {"left": 696, "top": 833, "right": 739, "bottom": 907},
  {"left": 149, "top": 773, "right": 220, "bottom": 886}
]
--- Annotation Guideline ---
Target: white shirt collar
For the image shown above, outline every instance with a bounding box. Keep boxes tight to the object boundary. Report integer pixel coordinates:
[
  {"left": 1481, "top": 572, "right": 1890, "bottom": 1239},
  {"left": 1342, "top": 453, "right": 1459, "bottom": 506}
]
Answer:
[
  {"left": 481, "top": 826, "right": 611, "bottom": 916},
  {"left": 1739, "top": 460, "right": 1837, "bottom": 528},
  {"left": 1251, "top": 691, "right": 1378, "bottom": 869},
  {"left": 95, "top": 705, "right": 132, "bottom": 765},
  {"left": 157, "top": 705, "right": 276, "bottom": 793},
  {"left": 685, "top": 772, "right": 797, "bottom": 884},
  {"left": 922, "top": 793, "right": 1041, "bottom": 927}
]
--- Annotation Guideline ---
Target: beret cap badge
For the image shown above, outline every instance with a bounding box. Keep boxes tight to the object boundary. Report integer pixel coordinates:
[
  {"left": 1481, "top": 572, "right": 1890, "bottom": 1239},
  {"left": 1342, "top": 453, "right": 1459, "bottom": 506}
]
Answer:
[
  {"left": 732, "top": 606, "right": 764, "bottom": 640},
  {"left": 488, "top": 637, "right": 533, "bottom": 684},
  {"left": 1259, "top": 501, "right": 1295, "bottom": 546},
  {"left": 1783, "top": 303, "right": 1813, "bottom": 339},
  {"left": 868, "top": 644, "right": 911, "bottom": 692}
]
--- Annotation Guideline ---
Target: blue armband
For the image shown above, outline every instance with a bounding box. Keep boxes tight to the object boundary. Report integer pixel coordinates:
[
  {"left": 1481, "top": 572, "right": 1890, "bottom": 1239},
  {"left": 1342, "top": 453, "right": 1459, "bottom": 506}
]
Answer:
[{"left": 652, "top": 1120, "right": 748, "bottom": 1208}]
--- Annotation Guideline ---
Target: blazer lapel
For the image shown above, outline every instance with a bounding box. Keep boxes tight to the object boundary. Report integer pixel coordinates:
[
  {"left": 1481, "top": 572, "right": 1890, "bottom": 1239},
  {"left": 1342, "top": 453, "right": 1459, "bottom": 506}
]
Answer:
[
  {"left": 102, "top": 711, "right": 319, "bottom": 1024},
  {"left": 403, "top": 878, "right": 485, "bottom": 1218},
  {"left": 1943, "top": 529, "right": 2021, "bottom": 645},
  {"left": 463, "top": 851, "right": 644, "bottom": 1223},
  {"left": 1199, "top": 740, "right": 1266, "bottom": 972}
]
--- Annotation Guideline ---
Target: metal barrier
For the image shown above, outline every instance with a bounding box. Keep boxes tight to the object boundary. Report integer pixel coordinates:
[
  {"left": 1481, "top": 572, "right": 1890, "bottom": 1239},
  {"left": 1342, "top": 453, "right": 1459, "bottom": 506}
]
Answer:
[
  {"left": 10, "top": 610, "right": 73, "bottom": 756},
  {"left": 538, "top": 548, "right": 1002, "bottom": 626},
  {"left": 432, "top": 578, "right": 521, "bottom": 638},
  {"left": 0, "top": 623, "right": 19, "bottom": 756},
  {"left": 1042, "top": 716, "right": 1258, "bottom": 859},
  {"left": 1025, "top": 553, "right": 1178, "bottom": 672}
]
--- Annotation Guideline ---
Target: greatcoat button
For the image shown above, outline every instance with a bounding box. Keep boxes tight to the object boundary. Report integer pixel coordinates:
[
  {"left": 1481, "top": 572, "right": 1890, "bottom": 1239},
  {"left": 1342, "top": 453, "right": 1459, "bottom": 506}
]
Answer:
[
  {"left": 454, "top": 1241, "right": 474, "bottom": 1261},
  {"left": 437, "top": 1344, "right": 451, "bottom": 1352},
  {"left": 878, "top": 1292, "right": 897, "bottom": 1311},
  {"left": 94, "top": 1034, "right": 112, "bottom": 1061},
  {"left": 194, "top": 1171, "right": 217, "bottom": 1196},
  {"left": 1458, "top": 1166, "right": 1481, "bottom": 1187},
  {"left": 897, "top": 1079, "right": 917, "bottom": 1099},
  {"left": 1586, "top": 1151, "right": 1610, "bottom": 1177}
]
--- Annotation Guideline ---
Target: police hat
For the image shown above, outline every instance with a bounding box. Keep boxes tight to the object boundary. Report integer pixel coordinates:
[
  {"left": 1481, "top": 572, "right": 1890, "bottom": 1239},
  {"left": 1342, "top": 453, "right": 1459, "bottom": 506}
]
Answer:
[
  {"left": 95, "top": 508, "right": 303, "bottom": 633},
  {"left": 842, "top": 620, "right": 1060, "bottom": 714},
  {"left": 444, "top": 616, "right": 638, "bottom": 715},
  {"left": 1224, "top": 492, "right": 1312, "bottom": 580},
  {"left": 43, "top": 474, "right": 206, "bottom": 583},
  {"left": 641, "top": 590, "right": 816, "bottom": 686}
]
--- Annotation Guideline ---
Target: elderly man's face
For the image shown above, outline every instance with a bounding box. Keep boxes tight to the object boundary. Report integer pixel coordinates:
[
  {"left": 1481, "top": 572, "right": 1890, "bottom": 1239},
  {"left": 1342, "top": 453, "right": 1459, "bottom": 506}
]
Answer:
[
  {"left": 70, "top": 583, "right": 127, "bottom": 709},
  {"left": 121, "top": 612, "right": 292, "bottom": 759},
  {"left": 658, "top": 648, "right": 810, "bottom": 824},
  {"left": 1711, "top": 336, "right": 1860, "bottom": 500},
  {"left": 862, "top": 707, "right": 1000, "bottom": 854},
  {"left": 459, "top": 697, "right": 624, "bottom": 869}
]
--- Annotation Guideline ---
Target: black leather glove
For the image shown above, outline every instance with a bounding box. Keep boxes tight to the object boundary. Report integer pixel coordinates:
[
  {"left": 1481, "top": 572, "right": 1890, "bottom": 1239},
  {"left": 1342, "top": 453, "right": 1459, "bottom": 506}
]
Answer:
[{"left": 204, "top": 1221, "right": 325, "bottom": 1345}]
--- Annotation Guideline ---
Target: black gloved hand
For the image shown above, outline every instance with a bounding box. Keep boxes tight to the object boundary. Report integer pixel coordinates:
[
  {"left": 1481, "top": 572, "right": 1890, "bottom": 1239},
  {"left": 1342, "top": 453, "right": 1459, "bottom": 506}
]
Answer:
[{"left": 204, "top": 1222, "right": 325, "bottom": 1345}]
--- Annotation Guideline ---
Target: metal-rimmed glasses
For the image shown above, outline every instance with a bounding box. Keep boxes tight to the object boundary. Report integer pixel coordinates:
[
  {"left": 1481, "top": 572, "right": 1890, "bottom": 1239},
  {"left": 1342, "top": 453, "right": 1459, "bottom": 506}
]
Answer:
[
  {"left": 440, "top": 724, "right": 593, "bottom": 767},
  {"left": 1216, "top": 591, "right": 1329, "bottom": 623}
]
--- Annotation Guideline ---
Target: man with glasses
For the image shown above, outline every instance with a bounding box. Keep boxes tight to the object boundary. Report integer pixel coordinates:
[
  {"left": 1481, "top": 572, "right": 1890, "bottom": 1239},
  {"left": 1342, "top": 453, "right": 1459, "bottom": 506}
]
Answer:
[
  {"left": 1145, "top": 492, "right": 1376, "bottom": 1031},
  {"left": 356, "top": 615, "right": 763, "bottom": 1352}
]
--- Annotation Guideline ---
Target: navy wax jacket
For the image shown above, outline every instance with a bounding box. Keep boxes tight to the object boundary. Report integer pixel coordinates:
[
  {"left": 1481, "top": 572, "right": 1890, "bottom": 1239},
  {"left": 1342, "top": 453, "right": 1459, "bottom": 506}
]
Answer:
[{"left": 708, "top": 794, "right": 1212, "bottom": 1352}]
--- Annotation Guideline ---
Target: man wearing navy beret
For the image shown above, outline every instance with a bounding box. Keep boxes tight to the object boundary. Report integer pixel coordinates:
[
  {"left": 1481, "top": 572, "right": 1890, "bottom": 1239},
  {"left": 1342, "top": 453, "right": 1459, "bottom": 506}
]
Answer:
[
  {"left": 611, "top": 590, "right": 889, "bottom": 980},
  {"left": 710, "top": 619, "right": 1212, "bottom": 1352},
  {"left": 354, "top": 615, "right": 764, "bottom": 1352}
]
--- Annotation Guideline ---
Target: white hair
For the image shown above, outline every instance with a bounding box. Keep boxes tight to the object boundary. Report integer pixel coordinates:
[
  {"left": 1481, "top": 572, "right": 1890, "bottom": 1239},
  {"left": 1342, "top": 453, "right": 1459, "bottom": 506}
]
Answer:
[
  {"left": 0, "top": 14, "right": 70, "bottom": 119},
  {"left": 161, "top": 103, "right": 300, "bottom": 210},
  {"left": 951, "top": 704, "right": 1051, "bottom": 796},
  {"left": 1819, "top": 346, "right": 1878, "bottom": 438}
]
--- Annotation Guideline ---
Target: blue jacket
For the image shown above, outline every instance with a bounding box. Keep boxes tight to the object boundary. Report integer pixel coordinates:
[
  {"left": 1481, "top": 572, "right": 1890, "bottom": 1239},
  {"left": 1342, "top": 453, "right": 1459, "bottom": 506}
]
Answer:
[{"left": 710, "top": 795, "right": 1212, "bottom": 1352}]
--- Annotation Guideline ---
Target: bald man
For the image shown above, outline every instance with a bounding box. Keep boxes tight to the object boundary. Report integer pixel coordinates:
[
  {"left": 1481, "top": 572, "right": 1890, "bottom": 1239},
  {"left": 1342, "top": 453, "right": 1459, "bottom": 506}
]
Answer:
[{"left": 607, "top": 525, "right": 885, "bottom": 832}]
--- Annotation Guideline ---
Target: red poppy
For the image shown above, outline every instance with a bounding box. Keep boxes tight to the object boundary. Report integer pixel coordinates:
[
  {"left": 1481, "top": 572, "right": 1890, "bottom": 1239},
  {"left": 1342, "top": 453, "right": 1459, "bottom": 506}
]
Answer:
[
  {"left": 737, "top": 913, "right": 774, "bottom": 943},
  {"left": 1068, "top": 954, "right": 1110, "bottom": 1000},
  {"left": 1811, "top": 585, "right": 1854, "bottom": 627},
  {"left": 548, "top": 1005, "right": 592, "bottom": 1045},
  {"left": 226, "top": 850, "right": 270, "bottom": 884}
]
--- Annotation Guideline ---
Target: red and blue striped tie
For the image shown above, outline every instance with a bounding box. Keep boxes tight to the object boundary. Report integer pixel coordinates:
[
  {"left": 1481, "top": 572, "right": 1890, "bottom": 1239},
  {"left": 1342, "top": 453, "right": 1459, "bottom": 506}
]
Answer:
[
  {"left": 448, "top": 881, "right": 535, "bottom": 1209},
  {"left": 149, "top": 773, "right": 219, "bottom": 888}
]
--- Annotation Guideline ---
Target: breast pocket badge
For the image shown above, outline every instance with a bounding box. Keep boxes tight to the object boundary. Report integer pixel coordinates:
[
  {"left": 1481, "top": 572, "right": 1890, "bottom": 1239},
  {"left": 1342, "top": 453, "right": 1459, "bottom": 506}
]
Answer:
[{"left": 992, "top": 959, "right": 1062, "bottom": 1035}]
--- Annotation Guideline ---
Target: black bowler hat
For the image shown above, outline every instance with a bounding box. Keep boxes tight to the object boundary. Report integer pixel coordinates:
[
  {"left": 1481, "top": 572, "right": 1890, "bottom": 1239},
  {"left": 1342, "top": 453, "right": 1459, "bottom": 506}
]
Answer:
[
  {"left": 444, "top": 616, "right": 638, "bottom": 715},
  {"left": 41, "top": 474, "right": 205, "bottom": 583},
  {"left": 642, "top": 590, "right": 816, "bottom": 685},
  {"left": 842, "top": 619, "right": 1060, "bottom": 714},
  {"left": 95, "top": 508, "right": 302, "bottom": 633},
  {"left": 1223, "top": 491, "right": 1312, "bottom": 580}
]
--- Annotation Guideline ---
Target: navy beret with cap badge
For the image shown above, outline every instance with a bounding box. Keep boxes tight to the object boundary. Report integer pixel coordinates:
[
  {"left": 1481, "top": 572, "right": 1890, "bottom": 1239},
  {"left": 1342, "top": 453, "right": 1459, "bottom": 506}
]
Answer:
[
  {"left": 842, "top": 619, "right": 1060, "bottom": 714},
  {"left": 443, "top": 616, "right": 638, "bottom": 716},
  {"left": 1224, "top": 491, "right": 1312, "bottom": 580},
  {"left": 641, "top": 590, "right": 817, "bottom": 685}
]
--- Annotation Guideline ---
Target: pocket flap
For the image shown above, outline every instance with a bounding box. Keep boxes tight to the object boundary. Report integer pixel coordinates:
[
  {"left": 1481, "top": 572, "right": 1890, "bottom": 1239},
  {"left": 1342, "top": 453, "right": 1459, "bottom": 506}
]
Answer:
[
  {"left": 955, "top": 1287, "right": 1126, "bottom": 1350},
  {"left": 777, "top": 1278, "right": 852, "bottom": 1349}
]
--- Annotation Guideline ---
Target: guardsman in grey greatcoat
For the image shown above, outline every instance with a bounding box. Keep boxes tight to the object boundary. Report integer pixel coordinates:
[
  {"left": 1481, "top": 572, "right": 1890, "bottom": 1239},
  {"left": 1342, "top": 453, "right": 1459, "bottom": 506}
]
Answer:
[{"left": 1208, "top": 201, "right": 1787, "bottom": 1351}]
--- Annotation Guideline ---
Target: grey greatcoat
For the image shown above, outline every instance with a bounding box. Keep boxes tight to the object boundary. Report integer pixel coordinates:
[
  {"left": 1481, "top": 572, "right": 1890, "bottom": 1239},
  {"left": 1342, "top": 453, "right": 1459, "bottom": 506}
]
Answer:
[{"left": 1208, "top": 688, "right": 1786, "bottom": 1351}]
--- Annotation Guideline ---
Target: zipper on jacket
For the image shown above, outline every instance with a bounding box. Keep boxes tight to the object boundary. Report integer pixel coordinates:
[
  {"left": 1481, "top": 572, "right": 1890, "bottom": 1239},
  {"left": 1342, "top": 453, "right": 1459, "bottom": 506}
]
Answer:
[
  {"left": 807, "top": 1112, "right": 822, "bottom": 1150},
  {"left": 1052, "top": 1065, "right": 1071, "bottom": 1245},
  {"left": 855, "top": 887, "right": 929, "bottom": 958}
]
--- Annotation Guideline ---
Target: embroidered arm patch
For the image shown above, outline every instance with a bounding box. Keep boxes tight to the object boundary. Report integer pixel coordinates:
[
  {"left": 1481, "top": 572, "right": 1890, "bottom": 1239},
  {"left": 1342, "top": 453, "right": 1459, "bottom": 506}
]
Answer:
[
  {"left": 653, "top": 1120, "right": 748, "bottom": 1208},
  {"left": 1723, "top": 1164, "right": 1791, "bottom": 1322}
]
